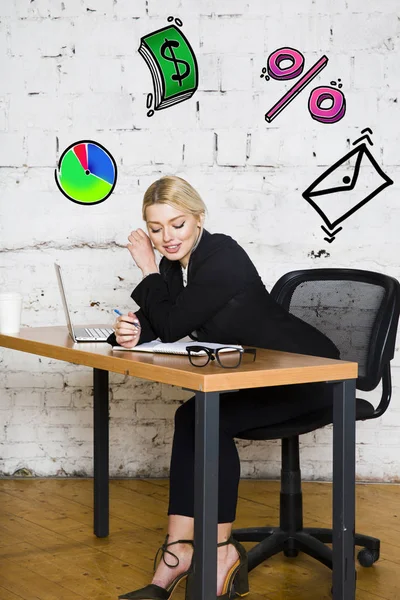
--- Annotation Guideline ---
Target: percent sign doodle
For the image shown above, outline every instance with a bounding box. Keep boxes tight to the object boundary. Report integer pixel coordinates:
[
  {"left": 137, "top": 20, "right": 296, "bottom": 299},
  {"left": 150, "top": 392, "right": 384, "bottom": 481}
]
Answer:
[{"left": 264, "top": 47, "right": 346, "bottom": 124}]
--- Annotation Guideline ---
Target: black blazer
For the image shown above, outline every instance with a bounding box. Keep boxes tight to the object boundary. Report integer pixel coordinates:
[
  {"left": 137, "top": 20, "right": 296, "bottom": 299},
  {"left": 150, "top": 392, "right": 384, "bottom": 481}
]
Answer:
[{"left": 107, "top": 229, "right": 340, "bottom": 360}]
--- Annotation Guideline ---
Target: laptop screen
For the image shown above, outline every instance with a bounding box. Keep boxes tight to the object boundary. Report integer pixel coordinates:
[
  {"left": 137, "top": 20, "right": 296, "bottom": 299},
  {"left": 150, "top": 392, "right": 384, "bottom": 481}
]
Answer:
[{"left": 54, "top": 263, "right": 76, "bottom": 340}]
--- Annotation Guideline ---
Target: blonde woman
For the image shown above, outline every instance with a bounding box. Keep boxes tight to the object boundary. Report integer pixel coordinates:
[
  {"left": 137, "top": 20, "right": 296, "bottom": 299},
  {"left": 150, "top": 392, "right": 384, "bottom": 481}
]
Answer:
[{"left": 109, "top": 176, "right": 340, "bottom": 600}]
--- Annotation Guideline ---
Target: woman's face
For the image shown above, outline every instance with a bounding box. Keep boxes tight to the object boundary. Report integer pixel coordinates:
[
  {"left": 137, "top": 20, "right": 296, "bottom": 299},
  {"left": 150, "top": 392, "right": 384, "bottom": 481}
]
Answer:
[{"left": 146, "top": 203, "right": 202, "bottom": 267}]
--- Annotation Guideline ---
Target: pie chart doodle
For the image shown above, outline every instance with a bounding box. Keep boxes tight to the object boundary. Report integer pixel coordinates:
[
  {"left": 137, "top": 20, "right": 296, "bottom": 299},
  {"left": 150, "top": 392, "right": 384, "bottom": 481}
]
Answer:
[{"left": 55, "top": 140, "right": 117, "bottom": 205}]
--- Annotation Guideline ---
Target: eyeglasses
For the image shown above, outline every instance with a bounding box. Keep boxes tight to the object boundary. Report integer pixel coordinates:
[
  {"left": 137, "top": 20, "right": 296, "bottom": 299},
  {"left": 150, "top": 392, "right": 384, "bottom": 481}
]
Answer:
[{"left": 186, "top": 346, "right": 257, "bottom": 369}]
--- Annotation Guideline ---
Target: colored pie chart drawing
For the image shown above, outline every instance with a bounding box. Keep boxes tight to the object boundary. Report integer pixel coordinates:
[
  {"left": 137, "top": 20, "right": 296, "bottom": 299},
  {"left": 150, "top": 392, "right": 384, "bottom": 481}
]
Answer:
[{"left": 55, "top": 140, "right": 117, "bottom": 205}]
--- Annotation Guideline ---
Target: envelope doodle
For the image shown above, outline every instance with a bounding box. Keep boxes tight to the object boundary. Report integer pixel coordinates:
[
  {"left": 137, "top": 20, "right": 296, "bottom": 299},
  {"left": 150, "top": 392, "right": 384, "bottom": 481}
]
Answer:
[{"left": 302, "top": 130, "right": 394, "bottom": 243}]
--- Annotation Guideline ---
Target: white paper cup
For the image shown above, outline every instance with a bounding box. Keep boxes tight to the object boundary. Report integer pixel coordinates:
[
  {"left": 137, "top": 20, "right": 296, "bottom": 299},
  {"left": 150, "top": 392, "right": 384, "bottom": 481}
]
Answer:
[{"left": 0, "top": 292, "right": 23, "bottom": 334}]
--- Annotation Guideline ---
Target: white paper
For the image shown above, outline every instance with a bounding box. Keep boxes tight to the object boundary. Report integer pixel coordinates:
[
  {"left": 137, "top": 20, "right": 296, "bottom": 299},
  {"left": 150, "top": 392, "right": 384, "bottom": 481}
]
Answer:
[{"left": 112, "top": 337, "right": 243, "bottom": 355}]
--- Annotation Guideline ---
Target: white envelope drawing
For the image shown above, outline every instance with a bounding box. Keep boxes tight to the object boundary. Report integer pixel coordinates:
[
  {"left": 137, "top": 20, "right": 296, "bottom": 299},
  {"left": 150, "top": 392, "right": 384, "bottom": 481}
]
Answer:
[{"left": 302, "top": 143, "right": 393, "bottom": 231}]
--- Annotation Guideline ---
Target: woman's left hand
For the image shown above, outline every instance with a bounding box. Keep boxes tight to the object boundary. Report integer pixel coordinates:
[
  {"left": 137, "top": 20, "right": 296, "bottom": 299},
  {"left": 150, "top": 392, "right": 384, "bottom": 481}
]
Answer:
[{"left": 127, "top": 229, "right": 157, "bottom": 272}]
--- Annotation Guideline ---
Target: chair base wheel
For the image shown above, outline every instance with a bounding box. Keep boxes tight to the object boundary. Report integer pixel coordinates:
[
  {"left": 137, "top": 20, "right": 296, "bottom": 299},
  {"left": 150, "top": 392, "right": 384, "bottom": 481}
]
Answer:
[{"left": 357, "top": 547, "right": 379, "bottom": 567}]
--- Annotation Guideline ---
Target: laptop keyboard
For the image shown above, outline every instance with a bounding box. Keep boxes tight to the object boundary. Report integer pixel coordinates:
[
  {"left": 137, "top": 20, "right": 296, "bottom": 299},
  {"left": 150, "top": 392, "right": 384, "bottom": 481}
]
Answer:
[{"left": 84, "top": 328, "right": 114, "bottom": 338}]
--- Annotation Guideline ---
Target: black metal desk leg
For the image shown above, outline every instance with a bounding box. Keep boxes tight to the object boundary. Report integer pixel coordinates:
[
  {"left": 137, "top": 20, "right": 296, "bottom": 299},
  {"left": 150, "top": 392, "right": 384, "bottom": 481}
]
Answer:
[
  {"left": 193, "top": 391, "right": 220, "bottom": 600},
  {"left": 93, "top": 368, "right": 109, "bottom": 538},
  {"left": 332, "top": 379, "right": 357, "bottom": 599}
]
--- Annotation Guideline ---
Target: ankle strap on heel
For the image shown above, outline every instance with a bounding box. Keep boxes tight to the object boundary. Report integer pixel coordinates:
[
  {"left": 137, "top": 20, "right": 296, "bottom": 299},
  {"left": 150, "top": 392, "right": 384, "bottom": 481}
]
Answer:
[
  {"left": 153, "top": 534, "right": 194, "bottom": 571},
  {"left": 217, "top": 534, "right": 234, "bottom": 548},
  {"left": 217, "top": 535, "right": 247, "bottom": 560}
]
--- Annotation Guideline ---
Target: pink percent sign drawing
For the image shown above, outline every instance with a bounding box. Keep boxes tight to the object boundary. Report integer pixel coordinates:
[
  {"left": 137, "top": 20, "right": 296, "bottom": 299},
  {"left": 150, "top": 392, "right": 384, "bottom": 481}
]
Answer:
[{"left": 265, "top": 47, "right": 346, "bottom": 124}]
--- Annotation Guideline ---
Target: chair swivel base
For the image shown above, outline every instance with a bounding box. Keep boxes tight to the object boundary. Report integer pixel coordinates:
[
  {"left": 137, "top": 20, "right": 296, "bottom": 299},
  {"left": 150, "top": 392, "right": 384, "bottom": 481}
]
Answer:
[{"left": 232, "top": 525, "right": 380, "bottom": 572}]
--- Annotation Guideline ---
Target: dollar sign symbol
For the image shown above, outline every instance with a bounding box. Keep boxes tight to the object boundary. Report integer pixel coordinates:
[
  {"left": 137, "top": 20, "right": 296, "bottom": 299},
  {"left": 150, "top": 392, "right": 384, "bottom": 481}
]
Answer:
[{"left": 160, "top": 38, "right": 190, "bottom": 87}]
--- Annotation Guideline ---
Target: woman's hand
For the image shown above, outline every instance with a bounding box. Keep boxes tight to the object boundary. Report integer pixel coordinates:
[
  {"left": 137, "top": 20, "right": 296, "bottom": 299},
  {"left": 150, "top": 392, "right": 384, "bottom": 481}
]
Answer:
[
  {"left": 113, "top": 311, "right": 141, "bottom": 349},
  {"left": 127, "top": 228, "right": 158, "bottom": 274}
]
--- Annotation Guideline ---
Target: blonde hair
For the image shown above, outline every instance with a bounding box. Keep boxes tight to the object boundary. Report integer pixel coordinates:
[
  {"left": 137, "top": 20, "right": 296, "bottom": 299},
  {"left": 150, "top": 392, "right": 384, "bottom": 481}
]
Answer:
[{"left": 142, "top": 175, "right": 207, "bottom": 222}]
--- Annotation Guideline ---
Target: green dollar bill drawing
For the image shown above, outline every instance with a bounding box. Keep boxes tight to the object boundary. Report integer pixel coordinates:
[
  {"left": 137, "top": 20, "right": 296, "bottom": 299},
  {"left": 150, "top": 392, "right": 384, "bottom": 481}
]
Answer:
[{"left": 138, "top": 24, "right": 198, "bottom": 111}]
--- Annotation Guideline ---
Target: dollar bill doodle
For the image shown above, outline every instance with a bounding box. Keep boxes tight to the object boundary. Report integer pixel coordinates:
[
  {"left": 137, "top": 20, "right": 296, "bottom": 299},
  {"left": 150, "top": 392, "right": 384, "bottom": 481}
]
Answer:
[{"left": 138, "top": 23, "right": 198, "bottom": 114}]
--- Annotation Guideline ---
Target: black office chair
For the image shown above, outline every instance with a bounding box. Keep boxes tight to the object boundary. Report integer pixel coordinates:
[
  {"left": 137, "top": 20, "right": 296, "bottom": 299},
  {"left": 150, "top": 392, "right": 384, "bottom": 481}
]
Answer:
[{"left": 233, "top": 269, "right": 400, "bottom": 578}]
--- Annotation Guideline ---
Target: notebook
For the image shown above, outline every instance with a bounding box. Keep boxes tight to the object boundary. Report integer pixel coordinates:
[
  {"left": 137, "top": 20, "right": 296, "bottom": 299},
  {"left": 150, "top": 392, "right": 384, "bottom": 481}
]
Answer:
[{"left": 112, "top": 338, "right": 243, "bottom": 355}]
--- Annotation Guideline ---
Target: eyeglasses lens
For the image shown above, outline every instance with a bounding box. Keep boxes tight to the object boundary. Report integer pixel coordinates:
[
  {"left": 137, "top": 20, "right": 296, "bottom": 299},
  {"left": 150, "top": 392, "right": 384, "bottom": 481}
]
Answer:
[
  {"left": 217, "top": 349, "right": 241, "bottom": 368},
  {"left": 189, "top": 351, "right": 210, "bottom": 367}
]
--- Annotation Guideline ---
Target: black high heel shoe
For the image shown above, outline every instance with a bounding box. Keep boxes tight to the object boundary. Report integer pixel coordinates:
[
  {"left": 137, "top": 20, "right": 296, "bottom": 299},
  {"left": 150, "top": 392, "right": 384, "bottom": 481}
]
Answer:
[
  {"left": 217, "top": 536, "right": 249, "bottom": 599},
  {"left": 185, "top": 535, "right": 249, "bottom": 600},
  {"left": 118, "top": 534, "right": 194, "bottom": 600}
]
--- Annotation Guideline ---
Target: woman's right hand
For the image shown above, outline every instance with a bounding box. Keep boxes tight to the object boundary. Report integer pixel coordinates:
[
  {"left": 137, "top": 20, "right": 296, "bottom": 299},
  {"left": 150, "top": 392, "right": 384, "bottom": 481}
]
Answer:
[{"left": 113, "top": 311, "right": 141, "bottom": 349}]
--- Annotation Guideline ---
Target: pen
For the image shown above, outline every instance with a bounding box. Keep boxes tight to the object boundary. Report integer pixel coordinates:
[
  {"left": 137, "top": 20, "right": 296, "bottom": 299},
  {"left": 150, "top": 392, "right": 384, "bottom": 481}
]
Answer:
[{"left": 113, "top": 308, "right": 141, "bottom": 329}]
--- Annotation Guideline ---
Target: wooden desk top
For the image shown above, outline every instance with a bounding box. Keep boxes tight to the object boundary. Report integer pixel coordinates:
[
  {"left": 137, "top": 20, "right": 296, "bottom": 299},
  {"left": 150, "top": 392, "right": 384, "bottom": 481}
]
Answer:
[{"left": 0, "top": 326, "right": 358, "bottom": 392}]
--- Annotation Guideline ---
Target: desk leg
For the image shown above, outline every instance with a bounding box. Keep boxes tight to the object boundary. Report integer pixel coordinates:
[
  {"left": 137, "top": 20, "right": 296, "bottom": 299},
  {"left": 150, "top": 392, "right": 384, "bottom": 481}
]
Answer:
[
  {"left": 193, "top": 391, "right": 219, "bottom": 600},
  {"left": 93, "top": 368, "right": 109, "bottom": 538},
  {"left": 332, "top": 379, "right": 357, "bottom": 599}
]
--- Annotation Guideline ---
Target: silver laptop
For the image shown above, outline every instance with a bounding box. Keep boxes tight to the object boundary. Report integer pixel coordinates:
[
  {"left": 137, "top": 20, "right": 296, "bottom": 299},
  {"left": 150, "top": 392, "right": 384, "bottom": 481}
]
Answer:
[{"left": 55, "top": 263, "right": 114, "bottom": 342}]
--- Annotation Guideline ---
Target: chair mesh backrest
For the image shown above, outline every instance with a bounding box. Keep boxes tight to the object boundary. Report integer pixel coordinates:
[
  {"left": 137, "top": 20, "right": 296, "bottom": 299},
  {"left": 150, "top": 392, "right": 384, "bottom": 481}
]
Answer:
[{"left": 287, "top": 280, "right": 385, "bottom": 381}]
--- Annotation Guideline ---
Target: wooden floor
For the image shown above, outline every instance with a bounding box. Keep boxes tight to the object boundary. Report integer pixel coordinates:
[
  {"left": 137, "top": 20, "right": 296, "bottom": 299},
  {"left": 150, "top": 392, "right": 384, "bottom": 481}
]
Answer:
[{"left": 0, "top": 479, "right": 399, "bottom": 600}]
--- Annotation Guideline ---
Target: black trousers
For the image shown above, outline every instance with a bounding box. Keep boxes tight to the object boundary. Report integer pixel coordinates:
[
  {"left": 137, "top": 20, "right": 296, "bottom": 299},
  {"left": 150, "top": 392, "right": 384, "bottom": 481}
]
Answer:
[{"left": 168, "top": 382, "right": 334, "bottom": 523}]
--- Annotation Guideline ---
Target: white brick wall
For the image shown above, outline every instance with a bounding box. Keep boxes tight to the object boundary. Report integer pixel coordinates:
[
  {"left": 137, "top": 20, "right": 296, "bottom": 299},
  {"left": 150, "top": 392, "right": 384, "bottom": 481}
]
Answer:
[{"left": 1, "top": 0, "right": 399, "bottom": 481}]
